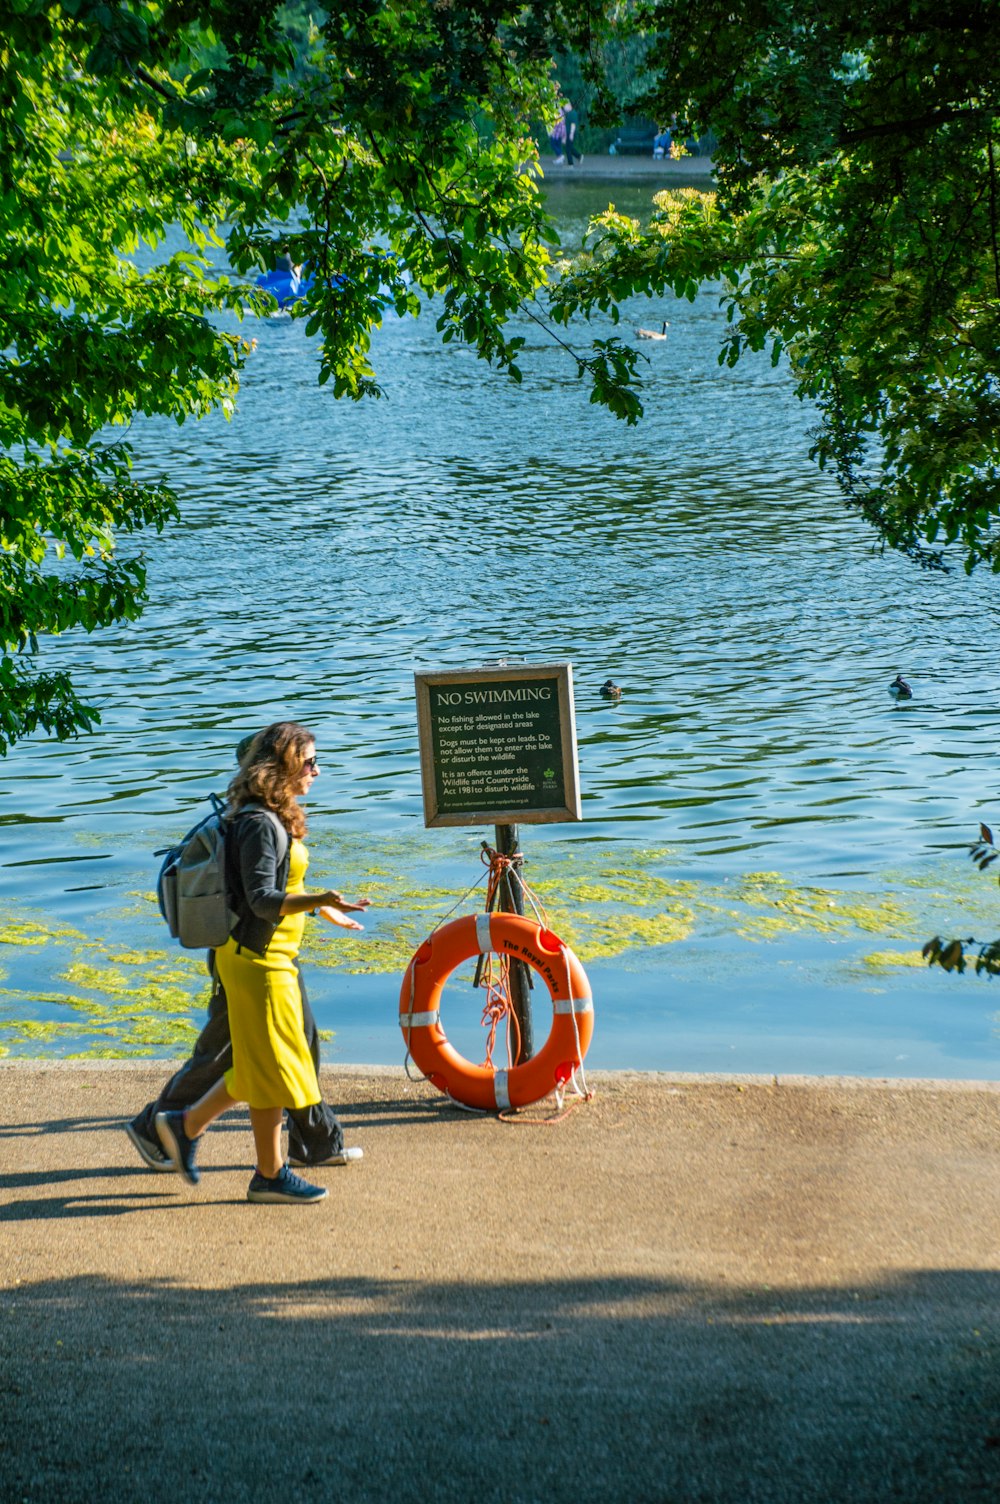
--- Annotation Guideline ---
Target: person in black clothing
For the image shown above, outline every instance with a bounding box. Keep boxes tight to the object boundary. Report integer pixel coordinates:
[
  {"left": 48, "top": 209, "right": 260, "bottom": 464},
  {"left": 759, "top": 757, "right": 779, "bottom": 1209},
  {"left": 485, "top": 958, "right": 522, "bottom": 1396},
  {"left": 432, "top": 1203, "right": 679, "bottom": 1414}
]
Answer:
[
  {"left": 125, "top": 733, "right": 365, "bottom": 1172},
  {"left": 126, "top": 953, "right": 356, "bottom": 1170},
  {"left": 563, "top": 102, "right": 581, "bottom": 166}
]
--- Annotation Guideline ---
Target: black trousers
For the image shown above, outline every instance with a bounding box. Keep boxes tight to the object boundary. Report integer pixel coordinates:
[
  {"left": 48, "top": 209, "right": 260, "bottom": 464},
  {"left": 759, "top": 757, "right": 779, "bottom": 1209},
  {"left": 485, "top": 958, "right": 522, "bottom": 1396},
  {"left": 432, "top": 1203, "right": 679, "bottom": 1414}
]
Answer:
[{"left": 131, "top": 957, "right": 344, "bottom": 1164}]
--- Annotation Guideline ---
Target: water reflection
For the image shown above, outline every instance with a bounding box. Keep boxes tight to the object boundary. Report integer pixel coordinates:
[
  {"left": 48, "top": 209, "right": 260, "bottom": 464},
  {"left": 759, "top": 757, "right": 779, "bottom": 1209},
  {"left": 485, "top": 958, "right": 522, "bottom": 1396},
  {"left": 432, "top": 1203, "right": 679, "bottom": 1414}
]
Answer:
[{"left": 1, "top": 180, "right": 999, "bottom": 1075}]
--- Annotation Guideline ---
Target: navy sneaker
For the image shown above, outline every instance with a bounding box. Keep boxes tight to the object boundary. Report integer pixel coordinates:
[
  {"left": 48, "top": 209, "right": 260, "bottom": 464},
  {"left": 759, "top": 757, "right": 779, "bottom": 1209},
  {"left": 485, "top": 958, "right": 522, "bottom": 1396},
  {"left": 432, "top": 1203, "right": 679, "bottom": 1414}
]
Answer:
[
  {"left": 155, "top": 1110, "right": 201, "bottom": 1186},
  {"left": 288, "top": 1146, "right": 363, "bottom": 1168},
  {"left": 125, "top": 1120, "right": 174, "bottom": 1172},
  {"left": 247, "top": 1164, "right": 328, "bottom": 1204}
]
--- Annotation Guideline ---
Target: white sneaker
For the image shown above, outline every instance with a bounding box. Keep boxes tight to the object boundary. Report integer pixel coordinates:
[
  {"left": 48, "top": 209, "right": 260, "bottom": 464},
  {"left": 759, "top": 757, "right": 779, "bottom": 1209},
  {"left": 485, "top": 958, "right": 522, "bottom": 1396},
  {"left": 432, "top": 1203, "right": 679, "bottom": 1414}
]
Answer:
[
  {"left": 553, "top": 155, "right": 565, "bottom": 165},
  {"left": 288, "top": 1146, "right": 364, "bottom": 1167}
]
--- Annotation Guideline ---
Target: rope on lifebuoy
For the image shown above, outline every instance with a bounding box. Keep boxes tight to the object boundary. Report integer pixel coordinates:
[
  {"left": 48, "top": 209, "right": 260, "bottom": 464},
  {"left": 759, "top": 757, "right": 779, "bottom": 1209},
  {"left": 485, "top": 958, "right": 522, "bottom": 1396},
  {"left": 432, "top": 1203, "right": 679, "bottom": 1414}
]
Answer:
[
  {"left": 501, "top": 856, "right": 592, "bottom": 1111},
  {"left": 401, "top": 861, "right": 495, "bottom": 1084}
]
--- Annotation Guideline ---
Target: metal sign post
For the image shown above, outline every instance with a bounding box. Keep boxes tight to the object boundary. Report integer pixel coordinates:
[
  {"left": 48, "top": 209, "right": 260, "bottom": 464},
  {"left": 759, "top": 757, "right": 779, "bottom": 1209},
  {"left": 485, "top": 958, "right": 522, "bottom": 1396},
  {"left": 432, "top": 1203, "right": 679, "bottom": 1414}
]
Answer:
[
  {"left": 491, "top": 819, "right": 533, "bottom": 1059},
  {"left": 414, "top": 662, "right": 581, "bottom": 1060}
]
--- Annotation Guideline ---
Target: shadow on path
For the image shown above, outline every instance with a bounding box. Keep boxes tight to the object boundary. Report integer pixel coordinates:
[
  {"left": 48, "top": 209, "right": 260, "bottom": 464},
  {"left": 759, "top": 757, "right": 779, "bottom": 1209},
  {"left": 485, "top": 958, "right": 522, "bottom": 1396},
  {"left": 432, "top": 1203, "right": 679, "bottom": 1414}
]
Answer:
[{"left": 1, "top": 1269, "right": 997, "bottom": 1503}]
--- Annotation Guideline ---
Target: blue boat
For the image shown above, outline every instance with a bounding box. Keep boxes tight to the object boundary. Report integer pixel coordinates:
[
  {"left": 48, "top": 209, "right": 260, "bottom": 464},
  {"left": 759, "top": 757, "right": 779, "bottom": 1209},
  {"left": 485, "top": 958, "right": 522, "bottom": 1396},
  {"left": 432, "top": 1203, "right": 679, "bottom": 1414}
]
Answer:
[
  {"left": 255, "top": 265, "right": 312, "bottom": 308},
  {"left": 254, "top": 259, "right": 351, "bottom": 310}
]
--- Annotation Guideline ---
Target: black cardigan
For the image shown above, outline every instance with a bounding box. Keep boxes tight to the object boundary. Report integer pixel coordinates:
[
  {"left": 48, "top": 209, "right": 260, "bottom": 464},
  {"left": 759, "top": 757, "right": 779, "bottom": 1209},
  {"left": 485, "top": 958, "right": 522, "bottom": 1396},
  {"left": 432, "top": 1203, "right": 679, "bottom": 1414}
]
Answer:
[{"left": 226, "top": 807, "right": 291, "bottom": 955}]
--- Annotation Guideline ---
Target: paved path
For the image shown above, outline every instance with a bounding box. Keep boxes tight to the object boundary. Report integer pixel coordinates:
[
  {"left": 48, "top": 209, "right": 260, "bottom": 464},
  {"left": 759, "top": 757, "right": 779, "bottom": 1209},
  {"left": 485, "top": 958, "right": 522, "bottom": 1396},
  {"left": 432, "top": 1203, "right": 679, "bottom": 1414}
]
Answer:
[
  {"left": 543, "top": 151, "right": 714, "bottom": 183},
  {"left": 1, "top": 1064, "right": 998, "bottom": 1502}
]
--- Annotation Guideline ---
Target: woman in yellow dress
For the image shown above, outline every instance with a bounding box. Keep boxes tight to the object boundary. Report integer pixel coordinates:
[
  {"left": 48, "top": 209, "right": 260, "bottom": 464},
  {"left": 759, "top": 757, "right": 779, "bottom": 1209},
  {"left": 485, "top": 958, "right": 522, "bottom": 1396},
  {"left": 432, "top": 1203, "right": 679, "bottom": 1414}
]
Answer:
[{"left": 156, "top": 722, "right": 369, "bottom": 1204}]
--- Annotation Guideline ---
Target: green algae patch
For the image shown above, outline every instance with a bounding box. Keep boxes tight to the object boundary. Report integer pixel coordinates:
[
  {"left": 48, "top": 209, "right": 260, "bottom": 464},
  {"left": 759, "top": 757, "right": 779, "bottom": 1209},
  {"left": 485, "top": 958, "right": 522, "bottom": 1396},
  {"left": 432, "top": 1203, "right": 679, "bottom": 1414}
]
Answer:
[
  {"left": 0, "top": 988, "right": 100, "bottom": 1012},
  {"left": 101, "top": 947, "right": 180, "bottom": 967},
  {"left": 0, "top": 1009, "right": 197, "bottom": 1058},
  {"left": 62, "top": 1046, "right": 154, "bottom": 1060},
  {"left": 0, "top": 897, "right": 205, "bottom": 1055},
  {"left": 534, "top": 870, "right": 700, "bottom": 907},
  {"left": 531, "top": 860, "right": 700, "bottom": 960},
  {"left": 297, "top": 851, "right": 922, "bottom": 971},
  {"left": 541, "top": 906, "right": 694, "bottom": 960},
  {"left": 524, "top": 856, "right": 915, "bottom": 958},
  {"left": 0, "top": 1009, "right": 115, "bottom": 1053},
  {"left": 112, "top": 1015, "right": 199, "bottom": 1049},
  {"left": 63, "top": 961, "right": 134, "bottom": 994},
  {"left": 61, "top": 958, "right": 200, "bottom": 1013},
  {"left": 298, "top": 858, "right": 701, "bottom": 972},
  {"left": 0, "top": 915, "right": 87, "bottom": 947},
  {"left": 0, "top": 970, "right": 201, "bottom": 1054},
  {"left": 859, "top": 950, "right": 926, "bottom": 974},
  {"left": 0, "top": 837, "right": 945, "bottom": 1062},
  {"left": 731, "top": 873, "right": 910, "bottom": 942},
  {"left": 4, "top": 1018, "right": 81, "bottom": 1043},
  {"left": 301, "top": 880, "right": 487, "bottom": 976},
  {"left": 303, "top": 920, "right": 432, "bottom": 977}
]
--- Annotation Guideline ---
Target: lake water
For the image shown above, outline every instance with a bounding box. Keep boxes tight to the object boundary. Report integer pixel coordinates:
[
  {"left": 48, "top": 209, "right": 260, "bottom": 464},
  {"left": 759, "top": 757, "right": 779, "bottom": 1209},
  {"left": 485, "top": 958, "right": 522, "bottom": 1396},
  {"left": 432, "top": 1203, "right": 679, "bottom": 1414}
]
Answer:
[{"left": 2, "top": 176, "right": 999, "bottom": 1078}]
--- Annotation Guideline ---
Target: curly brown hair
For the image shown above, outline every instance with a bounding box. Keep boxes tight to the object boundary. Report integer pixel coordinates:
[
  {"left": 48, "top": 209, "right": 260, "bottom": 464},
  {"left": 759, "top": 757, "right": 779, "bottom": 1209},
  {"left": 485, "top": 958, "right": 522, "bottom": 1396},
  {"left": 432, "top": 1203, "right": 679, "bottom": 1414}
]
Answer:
[{"left": 227, "top": 721, "right": 314, "bottom": 838}]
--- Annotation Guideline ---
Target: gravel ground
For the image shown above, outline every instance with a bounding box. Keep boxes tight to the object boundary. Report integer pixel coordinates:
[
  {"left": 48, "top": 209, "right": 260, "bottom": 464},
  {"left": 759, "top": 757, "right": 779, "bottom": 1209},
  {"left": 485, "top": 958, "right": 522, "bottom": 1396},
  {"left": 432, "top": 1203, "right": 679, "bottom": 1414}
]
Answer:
[{"left": 1, "top": 1063, "right": 998, "bottom": 1503}]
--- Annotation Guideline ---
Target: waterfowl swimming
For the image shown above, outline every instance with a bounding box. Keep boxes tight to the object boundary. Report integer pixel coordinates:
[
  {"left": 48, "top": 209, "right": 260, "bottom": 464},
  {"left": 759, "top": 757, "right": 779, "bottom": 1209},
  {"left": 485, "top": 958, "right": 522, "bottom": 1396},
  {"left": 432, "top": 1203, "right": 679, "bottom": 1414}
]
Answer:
[
  {"left": 888, "top": 674, "right": 913, "bottom": 701},
  {"left": 600, "top": 679, "right": 623, "bottom": 699},
  {"left": 635, "top": 321, "right": 669, "bottom": 340}
]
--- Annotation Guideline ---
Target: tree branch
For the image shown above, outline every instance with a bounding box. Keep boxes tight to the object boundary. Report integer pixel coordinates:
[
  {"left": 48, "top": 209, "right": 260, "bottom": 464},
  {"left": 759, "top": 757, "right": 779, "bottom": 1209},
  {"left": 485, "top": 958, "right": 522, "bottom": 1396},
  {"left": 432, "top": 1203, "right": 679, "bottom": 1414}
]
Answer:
[
  {"left": 839, "top": 103, "right": 999, "bottom": 148},
  {"left": 989, "top": 136, "right": 1000, "bottom": 302}
]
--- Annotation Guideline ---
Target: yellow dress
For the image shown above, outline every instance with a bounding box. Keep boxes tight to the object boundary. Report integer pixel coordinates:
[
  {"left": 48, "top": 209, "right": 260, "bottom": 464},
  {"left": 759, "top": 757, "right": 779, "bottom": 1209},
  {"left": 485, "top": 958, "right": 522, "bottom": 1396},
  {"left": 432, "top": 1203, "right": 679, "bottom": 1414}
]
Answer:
[{"left": 217, "top": 837, "right": 320, "bottom": 1110}]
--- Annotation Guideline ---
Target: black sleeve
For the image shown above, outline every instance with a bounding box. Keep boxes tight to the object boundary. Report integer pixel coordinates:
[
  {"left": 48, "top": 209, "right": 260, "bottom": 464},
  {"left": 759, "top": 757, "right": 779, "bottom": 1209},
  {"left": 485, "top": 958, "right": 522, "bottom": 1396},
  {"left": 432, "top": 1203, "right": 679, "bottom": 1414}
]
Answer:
[{"left": 233, "top": 814, "right": 286, "bottom": 923}]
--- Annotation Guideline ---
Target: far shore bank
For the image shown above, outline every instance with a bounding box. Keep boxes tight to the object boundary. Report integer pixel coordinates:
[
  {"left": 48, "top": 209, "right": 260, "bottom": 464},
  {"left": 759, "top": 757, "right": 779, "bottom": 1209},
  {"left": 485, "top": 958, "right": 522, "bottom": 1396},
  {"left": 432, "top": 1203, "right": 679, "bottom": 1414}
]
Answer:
[{"left": 540, "top": 151, "right": 715, "bottom": 183}]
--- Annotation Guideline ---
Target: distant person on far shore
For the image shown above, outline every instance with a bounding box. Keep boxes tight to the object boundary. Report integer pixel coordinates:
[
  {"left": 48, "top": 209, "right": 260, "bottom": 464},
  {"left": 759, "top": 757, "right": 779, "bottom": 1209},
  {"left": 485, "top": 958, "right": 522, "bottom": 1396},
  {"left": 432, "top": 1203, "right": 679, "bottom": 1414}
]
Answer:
[
  {"left": 549, "top": 107, "right": 567, "bottom": 164},
  {"left": 653, "top": 125, "right": 672, "bottom": 159},
  {"left": 563, "top": 102, "right": 581, "bottom": 166}
]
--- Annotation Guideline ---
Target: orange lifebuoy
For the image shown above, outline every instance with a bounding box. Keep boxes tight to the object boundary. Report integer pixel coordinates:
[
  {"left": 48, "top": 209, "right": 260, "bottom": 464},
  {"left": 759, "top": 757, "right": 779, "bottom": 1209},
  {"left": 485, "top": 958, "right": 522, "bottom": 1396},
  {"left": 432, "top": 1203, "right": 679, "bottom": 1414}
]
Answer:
[{"left": 399, "top": 912, "right": 593, "bottom": 1111}]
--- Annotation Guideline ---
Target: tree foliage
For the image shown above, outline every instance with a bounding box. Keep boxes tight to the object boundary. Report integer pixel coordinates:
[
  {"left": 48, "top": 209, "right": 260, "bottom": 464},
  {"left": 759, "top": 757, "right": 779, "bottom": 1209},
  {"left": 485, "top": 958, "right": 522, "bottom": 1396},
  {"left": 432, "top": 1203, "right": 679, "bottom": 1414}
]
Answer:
[
  {"left": 0, "top": 2, "right": 263, "bottom": 749},
  {"left": 923, "top": 824, "right": 1000, "bottom": 978},
  {"left": 6, "top": 2, "right": 1000, "bottom": 754},
  {"left": 558, "top": 1, "right": 1000, "bottom": 572},
  {"left": 0, "top": 0, "right": 620, "bottom": 751}
]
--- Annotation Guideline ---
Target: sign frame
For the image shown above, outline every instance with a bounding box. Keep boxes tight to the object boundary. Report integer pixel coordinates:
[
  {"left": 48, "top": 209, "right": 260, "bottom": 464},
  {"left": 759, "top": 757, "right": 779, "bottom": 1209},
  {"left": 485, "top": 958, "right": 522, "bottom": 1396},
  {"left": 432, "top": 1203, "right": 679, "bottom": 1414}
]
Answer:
[{"left": 415, "top": 662, "right": 582, "bottom": 828}]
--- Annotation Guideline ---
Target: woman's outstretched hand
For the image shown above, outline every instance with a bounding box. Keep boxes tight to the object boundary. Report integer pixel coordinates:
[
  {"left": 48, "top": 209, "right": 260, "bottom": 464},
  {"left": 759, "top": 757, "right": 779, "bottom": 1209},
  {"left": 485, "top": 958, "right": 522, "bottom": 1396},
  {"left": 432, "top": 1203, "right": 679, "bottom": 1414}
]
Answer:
[
  {"left": 317, "top": 904, "right": 365, "bottom": 931},
  {"left": 324, "top": 891, "right": 371, "bottom": 914}
]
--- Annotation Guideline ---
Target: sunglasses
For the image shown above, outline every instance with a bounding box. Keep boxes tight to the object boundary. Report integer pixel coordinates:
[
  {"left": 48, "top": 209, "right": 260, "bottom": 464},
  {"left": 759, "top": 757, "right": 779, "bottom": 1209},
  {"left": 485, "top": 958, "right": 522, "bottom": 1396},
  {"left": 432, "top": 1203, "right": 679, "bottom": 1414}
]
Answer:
[{"left": 303, "top": 756, "right": 319, "bottom": 772}]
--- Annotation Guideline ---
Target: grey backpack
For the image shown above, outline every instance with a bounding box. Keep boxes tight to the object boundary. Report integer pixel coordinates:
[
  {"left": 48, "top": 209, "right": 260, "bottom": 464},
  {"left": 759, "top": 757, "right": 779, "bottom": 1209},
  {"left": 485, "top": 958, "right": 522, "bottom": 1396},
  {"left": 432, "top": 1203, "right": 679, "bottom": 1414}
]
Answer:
[{"left": 156, "top": 795, "right": 287, "bottom": 949}]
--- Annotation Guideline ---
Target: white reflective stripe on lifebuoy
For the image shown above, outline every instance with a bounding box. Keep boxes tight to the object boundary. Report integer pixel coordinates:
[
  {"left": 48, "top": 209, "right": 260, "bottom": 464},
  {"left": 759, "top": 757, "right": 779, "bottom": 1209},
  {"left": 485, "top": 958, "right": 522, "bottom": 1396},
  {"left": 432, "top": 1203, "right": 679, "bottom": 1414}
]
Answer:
[
  {"left": 494, "top": 1069, "right": 511, "bottom": 1111},
  {"left": 400, "top": 1010, "right": 440, "bottom": 1028},
  {"left": 475, "top": 913, "right": 492, "bottom": 954},
  {"left": 553, "top": 996, "right": 594, "bottom": 1014}
]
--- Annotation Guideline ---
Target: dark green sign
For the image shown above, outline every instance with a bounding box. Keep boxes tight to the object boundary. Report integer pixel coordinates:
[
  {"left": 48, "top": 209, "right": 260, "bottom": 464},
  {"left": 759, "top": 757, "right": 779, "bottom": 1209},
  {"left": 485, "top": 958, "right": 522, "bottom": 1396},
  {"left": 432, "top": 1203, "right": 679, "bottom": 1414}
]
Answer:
[{"left": 415, "top": 664, "right": 581, "bottom": 827}]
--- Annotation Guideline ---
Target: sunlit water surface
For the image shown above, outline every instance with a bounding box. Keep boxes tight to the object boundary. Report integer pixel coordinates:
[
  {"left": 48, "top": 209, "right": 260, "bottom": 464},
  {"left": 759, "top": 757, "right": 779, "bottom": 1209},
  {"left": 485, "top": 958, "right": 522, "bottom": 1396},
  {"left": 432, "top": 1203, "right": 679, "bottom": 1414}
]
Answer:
[{"left": 2, "top": 179, "right": 999, "bottom": 1077}]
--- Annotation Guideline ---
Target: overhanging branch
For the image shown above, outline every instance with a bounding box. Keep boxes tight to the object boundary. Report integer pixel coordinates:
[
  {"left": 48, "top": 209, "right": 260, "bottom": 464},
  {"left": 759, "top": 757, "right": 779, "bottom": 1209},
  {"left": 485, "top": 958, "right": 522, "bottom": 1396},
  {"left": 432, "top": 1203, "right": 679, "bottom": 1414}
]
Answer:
[{"left": 838, "top": 103, "right": 999, "bottom": 148}]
